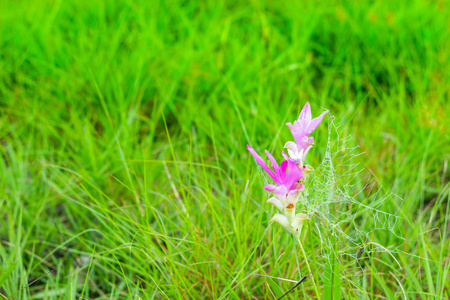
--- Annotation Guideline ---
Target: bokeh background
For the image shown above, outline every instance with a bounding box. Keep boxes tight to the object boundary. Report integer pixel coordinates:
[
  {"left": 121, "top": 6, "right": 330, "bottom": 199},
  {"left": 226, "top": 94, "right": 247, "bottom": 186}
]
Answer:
[{"left": 0, "top": 0, "right": 449, "bottom": 299}]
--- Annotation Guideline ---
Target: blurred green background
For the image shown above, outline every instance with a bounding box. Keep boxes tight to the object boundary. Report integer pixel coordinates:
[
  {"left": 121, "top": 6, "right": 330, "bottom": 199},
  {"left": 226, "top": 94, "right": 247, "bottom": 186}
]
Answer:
[{"left": 0, "top": 0, "right": 449, "bottom": 299}]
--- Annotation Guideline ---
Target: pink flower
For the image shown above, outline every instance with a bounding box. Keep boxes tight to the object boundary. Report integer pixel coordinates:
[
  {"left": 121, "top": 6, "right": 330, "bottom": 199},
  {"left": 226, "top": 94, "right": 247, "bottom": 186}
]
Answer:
[
  {"left": 246, "top": 145, "right": 303, "bottom": 195},
  {"left": 286, "top": 102, "right": 328, "bottom": 151}
]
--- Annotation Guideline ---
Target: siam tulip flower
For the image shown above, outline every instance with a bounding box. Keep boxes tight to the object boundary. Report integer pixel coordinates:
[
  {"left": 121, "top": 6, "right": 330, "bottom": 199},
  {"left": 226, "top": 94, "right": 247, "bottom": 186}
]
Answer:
[
  {"left": 245, "top": 101, "right": 327, "bottom": 299},
  {"left": 246, "top": 145, "right": 303, "bottom": 194},
  {"left": 247, "top": 145, "right": 307, "bottom": 234},
  {"left": 286, "top": 102, "right": 328, "bottom": 150},
  {"left": 285, "top": 102, "right": 328, "bottom": 170}
]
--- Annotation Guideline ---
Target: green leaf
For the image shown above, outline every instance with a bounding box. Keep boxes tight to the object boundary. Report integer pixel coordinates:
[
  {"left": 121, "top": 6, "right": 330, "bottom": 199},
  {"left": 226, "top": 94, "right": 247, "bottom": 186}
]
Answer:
[
  {"left": 324, "top": 241, "right": 341, "bottom": 300},
  {"left": 333, "top": 251, "right": 341, "bottom": 300},
  {"left": 0, "top": 261, "right": 18, "bottom": 289},
  {"left": 324, "top": 252, "right": 333, "bottom": 300}
]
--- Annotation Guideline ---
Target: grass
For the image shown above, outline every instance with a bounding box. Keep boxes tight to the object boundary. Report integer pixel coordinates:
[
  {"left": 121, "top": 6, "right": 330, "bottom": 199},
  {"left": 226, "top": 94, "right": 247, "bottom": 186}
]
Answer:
[{"left": 0, "top": 0, "right": 449, "bottom": 298}]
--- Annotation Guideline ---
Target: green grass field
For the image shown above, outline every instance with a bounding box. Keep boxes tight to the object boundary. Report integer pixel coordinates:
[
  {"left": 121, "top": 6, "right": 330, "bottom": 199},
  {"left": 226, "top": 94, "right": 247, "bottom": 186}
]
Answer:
[{"left": 0, "top": 0, "right": 449, "bottom": 299}]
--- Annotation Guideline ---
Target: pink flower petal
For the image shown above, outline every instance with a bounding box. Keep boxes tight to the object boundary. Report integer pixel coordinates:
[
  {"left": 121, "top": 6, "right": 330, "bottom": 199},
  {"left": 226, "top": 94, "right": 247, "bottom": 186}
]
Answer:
[
  {"left": 297, "top": 136, "right": 314, "bottom": 151},
  {"left": 264, "top": 184, "right": 287, "bottom": 197},
  {"left": 298, "top": 102, "right": 312, "bottom": 128},
  {"left": 283, "top": 160, "right": 303, "bottom": 190},
  {"left": 293, "top": 182, "right": 305, "bottom": 191},
  {"left": 247, "top": 145, "right": 279, "bottom": 184},
  {"left": 278, "top": 160, "right": 288, "bottom": 182},
  {"left": 306, "top": 110, "right": 328, "bottom": 136},
  {"left": 264, "top": 150, "right": 279, "bottom": 171},
  {"left": 285, "top": 122, "right": 295, "bottom": 129}
]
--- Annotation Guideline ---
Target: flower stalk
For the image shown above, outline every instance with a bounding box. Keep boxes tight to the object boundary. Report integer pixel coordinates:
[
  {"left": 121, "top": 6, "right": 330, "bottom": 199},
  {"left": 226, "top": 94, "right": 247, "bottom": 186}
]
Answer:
[
  {"left": 247, "top": 102, "right": 328, "bottom": 297},
  {"left": 298, "top": 235, "right": 321, "bottom": 299}
]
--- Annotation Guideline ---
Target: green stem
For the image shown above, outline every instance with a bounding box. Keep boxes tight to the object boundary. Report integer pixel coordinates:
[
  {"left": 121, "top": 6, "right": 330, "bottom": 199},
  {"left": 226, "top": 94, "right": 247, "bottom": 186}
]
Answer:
[
  {"left": 297, "top": 237, "right": 321, "bottom": 299},
  {"left": 293, "top": 237, "right": 307, "bottom": 298}
]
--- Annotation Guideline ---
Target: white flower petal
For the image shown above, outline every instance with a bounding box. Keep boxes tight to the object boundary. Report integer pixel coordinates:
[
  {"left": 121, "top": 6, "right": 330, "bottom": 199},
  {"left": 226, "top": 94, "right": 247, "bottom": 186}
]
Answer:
[
  {"left": 284, "top": 205, "right": 296, "bottom": 223},
  {"left": 286, "top": 191, "right": 300, "bottom": 206},
  {"left": 271, "top": 213, "right": 293, "bottom": 234},
  {"left": 283, "top": 191, "right": 300, "bottom": 222},
  {"left": 267, "top": 197, "right": 285, "bottom": 211},
  {"left": 287, "top": 148, "right": 296, "bottom": 159},
  {"left": 291, "top": 213, "right": 309, "bottom": 238},
  {"left": 302, "top": 145, "right": 313, "bottom": 161},
  {"left": 284, "top": 141, "right": 298, "bottom": 152}
]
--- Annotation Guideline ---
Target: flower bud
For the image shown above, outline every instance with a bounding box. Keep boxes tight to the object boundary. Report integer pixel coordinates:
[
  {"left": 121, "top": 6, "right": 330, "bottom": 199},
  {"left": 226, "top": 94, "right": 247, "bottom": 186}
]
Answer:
[{"left": 302, "top": 165, "right": 314, "bottom": 177}]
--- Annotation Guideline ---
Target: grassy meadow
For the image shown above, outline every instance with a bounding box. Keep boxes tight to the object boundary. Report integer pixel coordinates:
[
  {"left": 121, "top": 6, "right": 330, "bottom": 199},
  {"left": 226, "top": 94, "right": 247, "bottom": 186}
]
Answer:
[{"left": 0, "top": 0, "right": 449, "bottom": 299}]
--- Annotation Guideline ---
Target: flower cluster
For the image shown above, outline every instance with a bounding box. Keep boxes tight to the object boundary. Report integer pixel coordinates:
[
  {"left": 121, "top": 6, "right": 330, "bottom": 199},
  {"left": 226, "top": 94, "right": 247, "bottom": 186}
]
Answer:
[{"left": 247, "top": 102, "right": 328, "bottom": 237}]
